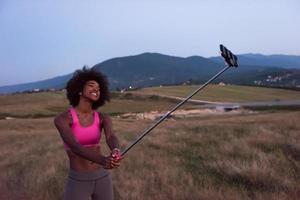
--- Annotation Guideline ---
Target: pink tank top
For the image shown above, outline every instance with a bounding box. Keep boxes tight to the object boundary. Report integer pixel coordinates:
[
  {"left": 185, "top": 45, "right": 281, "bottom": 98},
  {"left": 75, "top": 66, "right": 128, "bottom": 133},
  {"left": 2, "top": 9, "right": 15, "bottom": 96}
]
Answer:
[{"left": 64, "top": 107, "right": 101, "bottom": 150}]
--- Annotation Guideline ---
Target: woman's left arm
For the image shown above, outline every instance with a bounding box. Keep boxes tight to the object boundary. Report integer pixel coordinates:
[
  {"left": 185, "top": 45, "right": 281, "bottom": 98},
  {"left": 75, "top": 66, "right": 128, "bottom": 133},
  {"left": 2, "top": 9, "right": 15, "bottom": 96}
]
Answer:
[
  {"left": 101, "top": 113, "right": 123, "bottom": 165},
  {"left": 101, "top": 113, "right": 120, "bottom": 150}
]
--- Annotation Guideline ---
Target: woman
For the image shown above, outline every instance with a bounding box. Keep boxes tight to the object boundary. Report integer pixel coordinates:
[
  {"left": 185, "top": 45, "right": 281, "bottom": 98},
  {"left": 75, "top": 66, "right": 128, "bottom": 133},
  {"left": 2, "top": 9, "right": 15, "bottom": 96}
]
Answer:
[{"left": 54, "top": 66, "right": 122, "bottom": 200}]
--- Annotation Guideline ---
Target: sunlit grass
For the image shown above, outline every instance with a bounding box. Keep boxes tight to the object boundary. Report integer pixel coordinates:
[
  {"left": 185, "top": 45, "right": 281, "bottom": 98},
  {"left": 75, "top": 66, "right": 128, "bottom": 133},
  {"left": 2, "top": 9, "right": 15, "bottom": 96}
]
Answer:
[{"left": 136, "top": 84, "right": 300, "bottom": 102}]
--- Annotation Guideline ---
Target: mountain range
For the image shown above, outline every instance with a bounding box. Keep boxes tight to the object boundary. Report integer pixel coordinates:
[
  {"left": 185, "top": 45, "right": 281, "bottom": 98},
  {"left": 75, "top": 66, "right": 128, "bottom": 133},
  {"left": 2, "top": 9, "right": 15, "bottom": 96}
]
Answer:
[{"left": 1, "top": 53, "right": 300, "bottom": 94}]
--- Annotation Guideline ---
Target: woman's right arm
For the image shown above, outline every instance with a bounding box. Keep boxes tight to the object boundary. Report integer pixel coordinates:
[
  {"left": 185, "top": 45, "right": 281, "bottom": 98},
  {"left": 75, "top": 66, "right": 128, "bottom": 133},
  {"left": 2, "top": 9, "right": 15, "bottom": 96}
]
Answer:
[{"left": 53, "top": 112, "right": 107, "bottom": 165}]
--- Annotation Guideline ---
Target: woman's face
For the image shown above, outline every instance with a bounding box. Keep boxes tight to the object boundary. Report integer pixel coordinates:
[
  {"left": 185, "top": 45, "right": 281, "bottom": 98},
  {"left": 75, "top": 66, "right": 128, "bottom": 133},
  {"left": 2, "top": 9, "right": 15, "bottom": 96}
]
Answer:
[{"left": 82, "top": 80, "right": 100, "bottom": 101}]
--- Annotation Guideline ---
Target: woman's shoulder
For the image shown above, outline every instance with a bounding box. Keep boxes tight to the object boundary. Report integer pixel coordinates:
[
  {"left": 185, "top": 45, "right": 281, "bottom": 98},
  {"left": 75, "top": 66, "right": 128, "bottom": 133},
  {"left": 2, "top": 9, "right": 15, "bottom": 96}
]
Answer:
[
  {"left": 54, "top": 110, "right": 73, "bottom": 124},
  {"left": 96, "top": 111, "right": 112, "bottom": 125},
  {"left": 96, "top": 111, "right": 110, "bottom": 119}
]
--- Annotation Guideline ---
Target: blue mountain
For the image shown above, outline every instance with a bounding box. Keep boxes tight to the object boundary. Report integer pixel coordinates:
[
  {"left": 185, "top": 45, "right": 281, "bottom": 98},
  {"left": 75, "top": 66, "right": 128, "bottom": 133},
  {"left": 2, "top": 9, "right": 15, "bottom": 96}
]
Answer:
[
  {"left": 0, "top": 53, "right": 299, "bottom": 94},
  {"left": 210, "top": 54, "right": 300, "bottom": 69}
]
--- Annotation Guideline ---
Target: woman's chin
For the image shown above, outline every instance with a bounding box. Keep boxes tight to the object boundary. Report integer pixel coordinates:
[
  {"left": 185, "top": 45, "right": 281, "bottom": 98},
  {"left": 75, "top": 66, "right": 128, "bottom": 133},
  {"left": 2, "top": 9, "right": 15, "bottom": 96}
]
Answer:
[
  {"left": 84, "top": 96, "right": 99, "bottom": 102},
  {"left": 90, "top": 97, "right": 99, "bottom": 102}
]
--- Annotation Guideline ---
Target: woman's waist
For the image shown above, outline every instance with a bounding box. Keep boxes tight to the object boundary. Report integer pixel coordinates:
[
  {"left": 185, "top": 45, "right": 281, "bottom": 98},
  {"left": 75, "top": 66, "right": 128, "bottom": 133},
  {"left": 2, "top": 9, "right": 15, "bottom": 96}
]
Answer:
[
  {"left": 66, "top": 145, "right": 101, "bottom": 169},
  {"left": 69, "top": 159, "right": 102, "bottom": 171},
  {"left": 64, "top": 143, "right": 100, "bottom": 150},
  {"left": 68, "top": 167, "right": 109, "bottom": 181}
]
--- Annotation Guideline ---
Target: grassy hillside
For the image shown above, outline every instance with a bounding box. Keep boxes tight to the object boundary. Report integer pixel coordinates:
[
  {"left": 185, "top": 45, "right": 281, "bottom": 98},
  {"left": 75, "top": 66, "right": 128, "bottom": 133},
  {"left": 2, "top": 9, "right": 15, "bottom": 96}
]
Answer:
[
  {"left": 1, "top": 85, "right": 299, "bottom": 119},
  {"left": 0, "top": 91, "right": 195, "bottom": 119},
  {"left": 135, "top": 84, "right": 300, "bottom": 102}
]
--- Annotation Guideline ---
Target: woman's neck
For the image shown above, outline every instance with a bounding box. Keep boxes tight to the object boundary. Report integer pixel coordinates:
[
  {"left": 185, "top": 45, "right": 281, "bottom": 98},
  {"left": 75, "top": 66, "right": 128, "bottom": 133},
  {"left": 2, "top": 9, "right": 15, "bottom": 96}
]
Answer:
[{"left": 76, "top": 97, "right": 93, "bottom": 113}]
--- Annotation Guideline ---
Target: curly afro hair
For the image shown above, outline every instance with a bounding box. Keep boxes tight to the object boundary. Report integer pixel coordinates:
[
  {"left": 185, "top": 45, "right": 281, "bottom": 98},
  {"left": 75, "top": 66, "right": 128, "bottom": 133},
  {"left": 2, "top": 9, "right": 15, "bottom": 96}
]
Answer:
[{"left": 66, "top": 66, "right": 110, "bottom": 109}]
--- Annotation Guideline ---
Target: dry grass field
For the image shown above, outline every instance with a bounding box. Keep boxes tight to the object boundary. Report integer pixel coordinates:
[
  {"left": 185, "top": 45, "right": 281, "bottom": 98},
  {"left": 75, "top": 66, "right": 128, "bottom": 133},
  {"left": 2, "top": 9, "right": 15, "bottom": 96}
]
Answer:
[
  {"left": 0, "top": 86, "right": 299, "bottom": 200},
  {"left": 0, "top": 91, "right": 195, "bottom": 119}
]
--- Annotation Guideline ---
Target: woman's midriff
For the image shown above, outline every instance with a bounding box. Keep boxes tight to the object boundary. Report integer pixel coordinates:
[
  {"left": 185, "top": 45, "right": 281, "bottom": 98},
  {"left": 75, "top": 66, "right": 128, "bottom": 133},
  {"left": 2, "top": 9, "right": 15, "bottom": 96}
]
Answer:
[{"left": 66, "top": 145, "right": 102, "bottom": 171}]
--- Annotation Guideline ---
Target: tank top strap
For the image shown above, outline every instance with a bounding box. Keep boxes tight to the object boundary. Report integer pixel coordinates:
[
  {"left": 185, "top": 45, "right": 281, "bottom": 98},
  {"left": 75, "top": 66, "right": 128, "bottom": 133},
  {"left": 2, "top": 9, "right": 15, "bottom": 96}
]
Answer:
[
  {"left": 69, "top": 107, "right": 79, "bottom": 124},
  {"left": 94, "top": 111, "right": 100, "bottom": 125}
]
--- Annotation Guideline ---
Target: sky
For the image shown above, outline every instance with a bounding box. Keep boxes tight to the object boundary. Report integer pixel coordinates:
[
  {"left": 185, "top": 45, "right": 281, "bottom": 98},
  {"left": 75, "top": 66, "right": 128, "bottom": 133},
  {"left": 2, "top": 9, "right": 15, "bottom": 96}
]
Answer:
[{"left": 0, "top": 0, "right": 299, "bottom": 86}]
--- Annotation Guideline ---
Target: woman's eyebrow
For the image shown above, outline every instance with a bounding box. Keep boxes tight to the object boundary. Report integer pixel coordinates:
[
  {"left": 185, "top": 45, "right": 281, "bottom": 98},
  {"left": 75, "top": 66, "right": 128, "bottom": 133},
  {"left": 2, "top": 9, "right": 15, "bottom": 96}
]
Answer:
[
  {"left": 88, "top": 81, "right": 98, "bottom": 85},
  {"left": 88, "top": 82, "right": 100, "bottom": 88}
]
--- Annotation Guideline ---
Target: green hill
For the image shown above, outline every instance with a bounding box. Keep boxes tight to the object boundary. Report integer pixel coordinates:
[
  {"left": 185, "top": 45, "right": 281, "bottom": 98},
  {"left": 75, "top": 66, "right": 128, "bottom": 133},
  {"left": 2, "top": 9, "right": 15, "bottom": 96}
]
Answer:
[
  {"left": 133, "top": 84, "right": 300, "bottom": 103},
  {"left": 1, "top": 52, "right": 300, "bottom": 94}
]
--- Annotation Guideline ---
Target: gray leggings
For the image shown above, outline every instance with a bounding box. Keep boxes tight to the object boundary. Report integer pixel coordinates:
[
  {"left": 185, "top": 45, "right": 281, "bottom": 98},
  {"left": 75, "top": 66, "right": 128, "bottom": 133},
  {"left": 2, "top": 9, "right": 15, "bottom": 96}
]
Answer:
[{"left": 64, "top": 168, "right": 113, "bottom": 200}]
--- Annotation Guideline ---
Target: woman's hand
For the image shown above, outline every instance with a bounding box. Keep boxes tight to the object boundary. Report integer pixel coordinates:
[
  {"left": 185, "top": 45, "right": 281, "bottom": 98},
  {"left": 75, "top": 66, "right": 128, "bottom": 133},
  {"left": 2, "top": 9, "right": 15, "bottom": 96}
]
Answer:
[
  {"left": 102, "top": 156, "right": 117, "bottom": 169},
  {"left": 101, "top": 149, "right": 123, "bottom": 169},
  {"left": 109, "top": 148, "right": 123, "bottom": 169},
  {"left": 111, "top": 148, "right": 122, "bottom": 160}
]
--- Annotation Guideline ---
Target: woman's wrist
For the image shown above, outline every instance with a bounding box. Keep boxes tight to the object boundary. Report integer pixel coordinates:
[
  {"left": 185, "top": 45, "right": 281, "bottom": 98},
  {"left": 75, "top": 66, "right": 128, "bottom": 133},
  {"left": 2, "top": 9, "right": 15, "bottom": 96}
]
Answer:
[
  {"left": 112, "top": 147, "right": 120, "bottom": 152},
  {"left": 111, "top": 148, "right": 122, "bottom": 160}
]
